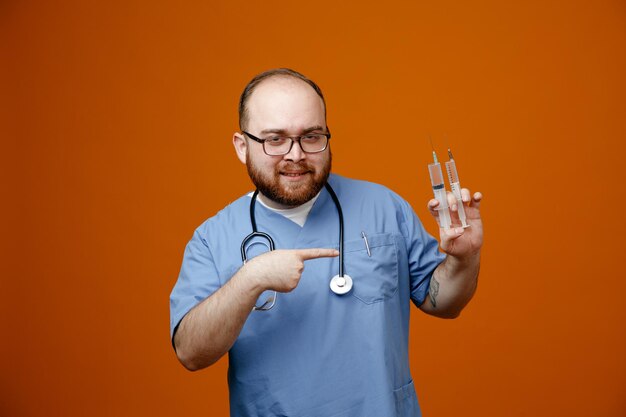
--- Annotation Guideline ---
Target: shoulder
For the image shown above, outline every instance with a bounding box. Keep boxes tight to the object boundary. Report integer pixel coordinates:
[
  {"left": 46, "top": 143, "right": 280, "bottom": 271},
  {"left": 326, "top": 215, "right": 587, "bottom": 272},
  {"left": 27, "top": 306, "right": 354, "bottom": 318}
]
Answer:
[
  {"left": 328, "top": 173, "right": 410, "bottom": 207},
  {"left": 328, "top": 173, "right": 393, "bottom": 194},
  {"left": 193, "top": 193, "right": 251, "bottom": 240},
  {"left": 327, "top": 174, "right": 422, "bottom": 242}
]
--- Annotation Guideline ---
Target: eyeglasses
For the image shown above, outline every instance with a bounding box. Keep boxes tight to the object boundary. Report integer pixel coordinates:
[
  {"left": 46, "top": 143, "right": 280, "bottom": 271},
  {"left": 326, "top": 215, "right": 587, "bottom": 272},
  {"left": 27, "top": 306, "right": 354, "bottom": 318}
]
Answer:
[{"left": 242, "top": 130, "right": 331, "bottom": 156}]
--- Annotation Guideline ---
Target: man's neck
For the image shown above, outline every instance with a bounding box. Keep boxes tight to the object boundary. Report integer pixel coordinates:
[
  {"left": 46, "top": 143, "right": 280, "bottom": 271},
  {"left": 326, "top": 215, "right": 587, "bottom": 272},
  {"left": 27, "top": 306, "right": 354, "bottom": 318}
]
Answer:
[
  {"left": 252, "top": 192, "right": 321, "bottom": 227},
  {"left": 256, "top": 193, "right": 298, "bottom": 210},
  {"left": 257, "top": 192, "right": 323, "bottom": 210}
]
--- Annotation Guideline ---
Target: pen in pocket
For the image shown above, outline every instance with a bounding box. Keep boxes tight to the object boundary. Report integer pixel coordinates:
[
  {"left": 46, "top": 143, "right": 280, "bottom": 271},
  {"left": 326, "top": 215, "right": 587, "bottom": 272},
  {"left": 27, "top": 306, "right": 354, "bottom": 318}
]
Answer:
[{"left": 361, "top": 231, "right": 371, "bottom": 257}]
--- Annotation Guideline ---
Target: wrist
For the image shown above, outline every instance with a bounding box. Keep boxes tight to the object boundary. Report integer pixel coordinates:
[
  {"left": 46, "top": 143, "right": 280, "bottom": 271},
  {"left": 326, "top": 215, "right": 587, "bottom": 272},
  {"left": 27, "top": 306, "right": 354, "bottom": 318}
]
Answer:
[
  {"left": 446, "top": 251, "right": 480, "bottom": 269},
  {"left": 234, "top": 261, "right": 267, "bottom": 296}
]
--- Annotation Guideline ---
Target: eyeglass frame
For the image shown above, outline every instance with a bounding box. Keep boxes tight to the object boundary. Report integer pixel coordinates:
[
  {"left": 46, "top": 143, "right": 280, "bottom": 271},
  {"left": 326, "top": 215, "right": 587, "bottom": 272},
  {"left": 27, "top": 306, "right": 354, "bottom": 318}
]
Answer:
[{"left": 242, "top": 130, "right": 331, "bottom": 156}]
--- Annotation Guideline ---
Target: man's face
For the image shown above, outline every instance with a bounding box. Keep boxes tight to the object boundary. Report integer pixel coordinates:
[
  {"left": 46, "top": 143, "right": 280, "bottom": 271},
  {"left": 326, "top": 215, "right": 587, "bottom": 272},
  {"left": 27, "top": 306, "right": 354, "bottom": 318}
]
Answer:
[{"left": 234, "top": 77, "right": 331, "bottom": 209}]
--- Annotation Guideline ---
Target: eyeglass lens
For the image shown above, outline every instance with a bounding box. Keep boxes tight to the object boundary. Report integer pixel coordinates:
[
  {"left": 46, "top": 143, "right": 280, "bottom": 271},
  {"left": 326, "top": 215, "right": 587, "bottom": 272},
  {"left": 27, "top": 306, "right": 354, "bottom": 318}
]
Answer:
[{"left": 264, "top": 135, "right": 328, "bottom": 155}]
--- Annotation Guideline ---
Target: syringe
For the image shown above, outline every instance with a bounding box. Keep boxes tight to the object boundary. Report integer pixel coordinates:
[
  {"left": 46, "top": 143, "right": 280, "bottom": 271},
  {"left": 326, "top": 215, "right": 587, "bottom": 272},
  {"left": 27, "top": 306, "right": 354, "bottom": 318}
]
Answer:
[
  {"left": 428, "top": 150, "right": 452, "bottom": 229},
  {"left": 445, "top": 149, "right": 469, "bottom": 228}
]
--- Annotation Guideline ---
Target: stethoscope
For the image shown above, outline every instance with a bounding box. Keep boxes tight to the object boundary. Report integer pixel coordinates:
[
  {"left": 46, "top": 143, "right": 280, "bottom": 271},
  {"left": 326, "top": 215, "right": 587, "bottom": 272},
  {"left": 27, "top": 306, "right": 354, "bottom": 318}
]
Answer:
[{"left": 240, "top": 183, "right": 352, "bottom": 311}]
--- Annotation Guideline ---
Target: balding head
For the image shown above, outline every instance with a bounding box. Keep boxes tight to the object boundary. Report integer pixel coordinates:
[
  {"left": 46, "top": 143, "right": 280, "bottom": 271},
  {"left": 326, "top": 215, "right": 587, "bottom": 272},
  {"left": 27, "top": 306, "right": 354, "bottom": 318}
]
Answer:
[{"left": 238, "top": 68, "right": 326, "bottom": 131}]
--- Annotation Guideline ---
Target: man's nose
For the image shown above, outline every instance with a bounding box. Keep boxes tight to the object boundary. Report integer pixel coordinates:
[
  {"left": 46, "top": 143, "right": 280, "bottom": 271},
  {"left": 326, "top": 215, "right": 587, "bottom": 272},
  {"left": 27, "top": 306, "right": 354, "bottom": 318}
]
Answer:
[{"left": 283, "top": 138, "right": 306, "bottom": 162}]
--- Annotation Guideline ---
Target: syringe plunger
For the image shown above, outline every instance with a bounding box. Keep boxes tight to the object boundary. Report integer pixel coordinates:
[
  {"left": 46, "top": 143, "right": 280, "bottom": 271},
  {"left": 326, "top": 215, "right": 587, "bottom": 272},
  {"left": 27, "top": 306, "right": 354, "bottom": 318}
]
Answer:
[
  {"left": 444, "top": 149, "right": 469, "bottom": 228},
  {"left": 428, "top": 160, "right": 452, "bottom": 229}
]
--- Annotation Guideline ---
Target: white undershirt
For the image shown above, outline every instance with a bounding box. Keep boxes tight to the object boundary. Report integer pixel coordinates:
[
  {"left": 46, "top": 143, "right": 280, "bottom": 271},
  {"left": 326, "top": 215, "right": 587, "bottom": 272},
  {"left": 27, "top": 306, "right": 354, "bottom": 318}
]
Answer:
[{"left": 247, "top": 192, "right": 321, "bottom": 227}]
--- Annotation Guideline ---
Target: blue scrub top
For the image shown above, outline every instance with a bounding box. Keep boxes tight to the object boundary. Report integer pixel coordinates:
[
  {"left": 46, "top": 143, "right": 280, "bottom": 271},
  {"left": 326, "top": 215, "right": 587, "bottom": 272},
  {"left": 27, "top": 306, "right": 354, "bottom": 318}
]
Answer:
[{"left": 170, "top": 174, "right": 445, "bottom": 417}]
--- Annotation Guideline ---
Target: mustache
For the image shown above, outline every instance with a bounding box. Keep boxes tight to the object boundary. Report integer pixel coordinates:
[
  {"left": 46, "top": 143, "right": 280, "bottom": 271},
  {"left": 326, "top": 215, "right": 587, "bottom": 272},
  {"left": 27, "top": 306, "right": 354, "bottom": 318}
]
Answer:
[{"left": 278, "top": 162, "right": 314, "bottom": 171}]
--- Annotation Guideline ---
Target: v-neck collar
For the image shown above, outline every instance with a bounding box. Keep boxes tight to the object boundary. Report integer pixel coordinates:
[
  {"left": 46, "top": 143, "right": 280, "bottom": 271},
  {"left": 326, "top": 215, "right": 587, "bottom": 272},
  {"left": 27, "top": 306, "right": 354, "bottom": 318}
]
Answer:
[{"left": 251, "top": 185, "right": 334, "bottom": 249}]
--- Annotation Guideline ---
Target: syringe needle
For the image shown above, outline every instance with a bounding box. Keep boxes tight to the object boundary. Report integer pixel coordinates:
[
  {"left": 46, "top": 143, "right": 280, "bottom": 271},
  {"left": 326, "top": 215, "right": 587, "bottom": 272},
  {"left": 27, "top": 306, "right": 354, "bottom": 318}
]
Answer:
[{"left": 429, "top": 136, "right": 437, "bottom": 158}]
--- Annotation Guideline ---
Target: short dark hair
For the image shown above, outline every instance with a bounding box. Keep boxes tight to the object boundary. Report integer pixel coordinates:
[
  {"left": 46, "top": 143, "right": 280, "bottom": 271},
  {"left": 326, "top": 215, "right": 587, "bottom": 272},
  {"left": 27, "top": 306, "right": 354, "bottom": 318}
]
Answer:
[{"left": 238, "top": 68, "right": 326, "bottom": 130}]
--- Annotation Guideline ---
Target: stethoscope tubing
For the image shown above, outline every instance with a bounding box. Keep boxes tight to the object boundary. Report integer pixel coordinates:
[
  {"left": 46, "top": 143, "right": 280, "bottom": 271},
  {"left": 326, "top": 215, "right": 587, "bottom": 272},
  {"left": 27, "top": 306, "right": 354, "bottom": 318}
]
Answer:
[
  {"left": 241, "top": 183, "right": 346, "bottom": 310},
  {"left": 323, "top": 183, "right": 344, "bottom": 277},
  {"left": 240, "top": 190, "right": 275, "bottom": 262}
]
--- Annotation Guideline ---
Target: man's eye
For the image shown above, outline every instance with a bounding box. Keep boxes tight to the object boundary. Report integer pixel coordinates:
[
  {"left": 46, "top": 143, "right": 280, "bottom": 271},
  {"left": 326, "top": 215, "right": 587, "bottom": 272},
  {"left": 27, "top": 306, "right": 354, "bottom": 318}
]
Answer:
[
  {"left": 265, "top": 137, "right": 287, "bottom": 145},
  {"left": 302, "top": 135, "right": 323, "bottom": 142}
]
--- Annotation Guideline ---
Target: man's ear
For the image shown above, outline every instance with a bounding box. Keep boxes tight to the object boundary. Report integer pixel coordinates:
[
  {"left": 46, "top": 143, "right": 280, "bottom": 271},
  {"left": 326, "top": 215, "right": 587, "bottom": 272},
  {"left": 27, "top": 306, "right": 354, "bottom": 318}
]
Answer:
[{"left": 233, "top": 132, "right": 247, "bottom": 164}]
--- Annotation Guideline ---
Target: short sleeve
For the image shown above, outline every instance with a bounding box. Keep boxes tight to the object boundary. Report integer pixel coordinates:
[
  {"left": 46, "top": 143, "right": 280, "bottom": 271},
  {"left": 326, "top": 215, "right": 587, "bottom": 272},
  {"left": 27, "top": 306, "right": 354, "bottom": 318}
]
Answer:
[
  {"left": 169, "top": 229, "right": 222, "bottom": 344},
  {"left": 398, "top": 198, "right": 446, "bottom": 306}
]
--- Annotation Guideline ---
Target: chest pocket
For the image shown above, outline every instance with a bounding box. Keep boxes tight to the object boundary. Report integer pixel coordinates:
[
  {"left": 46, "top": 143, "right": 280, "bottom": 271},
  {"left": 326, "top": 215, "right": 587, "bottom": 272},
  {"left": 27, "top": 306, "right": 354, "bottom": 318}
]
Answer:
[{"left": 343, "top": 233, "right": 399, "bottom": 304}]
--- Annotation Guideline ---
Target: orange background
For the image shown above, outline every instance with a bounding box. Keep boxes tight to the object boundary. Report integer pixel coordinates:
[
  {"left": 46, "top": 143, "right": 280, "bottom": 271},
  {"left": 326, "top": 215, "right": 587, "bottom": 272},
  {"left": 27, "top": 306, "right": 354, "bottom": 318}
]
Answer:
[{"left": 2, "top": 0, "right": 625, "bottom": 416}]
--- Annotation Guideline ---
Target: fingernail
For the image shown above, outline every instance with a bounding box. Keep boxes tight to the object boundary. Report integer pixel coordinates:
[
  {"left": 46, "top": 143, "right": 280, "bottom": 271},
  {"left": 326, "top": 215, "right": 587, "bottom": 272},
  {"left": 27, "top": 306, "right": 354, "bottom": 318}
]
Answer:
[
  {"left": 451, "top": 204, "right": 457, "bottom": 211},
  {"left": 456, "top": 227, "right": 464, "bottom": 234}
]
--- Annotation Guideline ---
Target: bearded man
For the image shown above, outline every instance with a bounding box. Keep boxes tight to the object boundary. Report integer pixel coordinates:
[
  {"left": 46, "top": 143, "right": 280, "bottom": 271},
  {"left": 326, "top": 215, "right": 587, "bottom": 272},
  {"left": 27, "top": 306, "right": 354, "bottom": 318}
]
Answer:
[{"left": 170, "top": 68, "right": 483, "bottom": 417}]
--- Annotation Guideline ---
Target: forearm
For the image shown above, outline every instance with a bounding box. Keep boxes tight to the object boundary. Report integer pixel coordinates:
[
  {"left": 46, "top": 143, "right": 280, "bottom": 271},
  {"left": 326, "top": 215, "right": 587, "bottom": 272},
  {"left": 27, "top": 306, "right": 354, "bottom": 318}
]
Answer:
[
  {"left": 174, "top": 266, "right": 263, "bottom": 371},
  {"left": 420, "top": 252, "right": 480, "bottom": 318}
]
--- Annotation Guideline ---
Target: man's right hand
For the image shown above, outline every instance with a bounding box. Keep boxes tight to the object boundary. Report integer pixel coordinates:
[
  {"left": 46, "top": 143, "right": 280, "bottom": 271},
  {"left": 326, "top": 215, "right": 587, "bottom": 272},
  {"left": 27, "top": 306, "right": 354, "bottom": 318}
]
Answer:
[
  {"left": 245, "top": 248, "right": 339, "bottom": 293},
  {"left": 175, "top": 247, "right": 339, "bottom": 371}
]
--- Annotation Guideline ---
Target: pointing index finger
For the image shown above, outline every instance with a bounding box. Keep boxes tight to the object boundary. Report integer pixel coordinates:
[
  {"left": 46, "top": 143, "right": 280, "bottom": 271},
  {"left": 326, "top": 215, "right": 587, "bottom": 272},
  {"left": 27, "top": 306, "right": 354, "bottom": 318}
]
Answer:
[{"left": 296, "top": 248, "right": 340, "bottom": 260}]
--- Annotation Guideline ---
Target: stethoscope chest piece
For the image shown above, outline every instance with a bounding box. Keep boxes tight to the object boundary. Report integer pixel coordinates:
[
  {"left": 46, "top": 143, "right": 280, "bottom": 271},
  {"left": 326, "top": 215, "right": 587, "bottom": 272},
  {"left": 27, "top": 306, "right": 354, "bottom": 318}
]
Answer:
[{"left": 330, "top": 274, "right": 353, "bottom": 295}]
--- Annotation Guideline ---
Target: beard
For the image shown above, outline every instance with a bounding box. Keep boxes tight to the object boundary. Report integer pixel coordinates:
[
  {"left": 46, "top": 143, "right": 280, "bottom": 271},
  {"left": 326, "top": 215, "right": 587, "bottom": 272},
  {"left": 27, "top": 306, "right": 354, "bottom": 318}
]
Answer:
[{"left": 246, "top": 150, "right": 332, "bottom": 207}]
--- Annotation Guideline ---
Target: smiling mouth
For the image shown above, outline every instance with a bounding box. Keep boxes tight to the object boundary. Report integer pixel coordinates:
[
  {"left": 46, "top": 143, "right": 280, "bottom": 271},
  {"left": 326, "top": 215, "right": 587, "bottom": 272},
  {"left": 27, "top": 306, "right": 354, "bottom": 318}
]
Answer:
[{"left": 281, "top": 171, "right": 310, "bottom": 177}]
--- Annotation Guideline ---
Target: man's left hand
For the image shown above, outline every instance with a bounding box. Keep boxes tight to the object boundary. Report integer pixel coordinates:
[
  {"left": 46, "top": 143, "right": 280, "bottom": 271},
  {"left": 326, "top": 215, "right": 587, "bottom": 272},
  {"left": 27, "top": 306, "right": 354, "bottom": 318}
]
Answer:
[{"left": 427, "top": 189, "right": 483, "bottom": 260}]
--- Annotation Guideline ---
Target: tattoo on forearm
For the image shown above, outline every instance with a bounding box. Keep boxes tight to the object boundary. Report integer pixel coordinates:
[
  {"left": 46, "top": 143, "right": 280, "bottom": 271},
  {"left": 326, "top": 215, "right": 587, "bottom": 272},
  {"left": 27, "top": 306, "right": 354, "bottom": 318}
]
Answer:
[{"left": 429, "top": 276, "right": 440, "bottom": 308}]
